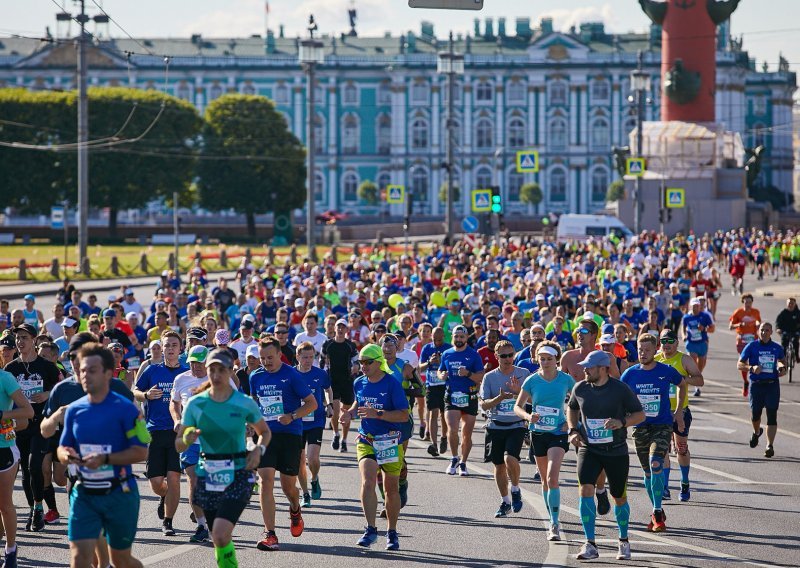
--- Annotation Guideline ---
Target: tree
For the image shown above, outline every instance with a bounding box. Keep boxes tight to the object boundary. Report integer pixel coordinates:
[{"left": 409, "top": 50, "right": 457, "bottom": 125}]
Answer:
[
  {"left": 357, "top": 180, "right": 378, "bottom": 205},
  {"left": 606, "top": 179, "right": 626, "bottom": 202},
  {"left": 519, "top": 182, "right": 543, "bottom": 206},
  {"left": 197, "top": 94, "right": 306, "bottom": 237},
  {"left": 438, "top": 181, "right": 461, "bottom": 203}
]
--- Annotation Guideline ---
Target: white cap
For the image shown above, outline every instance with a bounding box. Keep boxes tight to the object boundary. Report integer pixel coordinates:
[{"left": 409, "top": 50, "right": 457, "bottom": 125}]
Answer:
[
  {"left": 125, "top": 312, "right": 138, "bottom": 321},
  {"left": 61, "top": 317, "right": 78, "bottom": 328},
  {"left": 273, "top": 289, "right": 285, "bottom": 297},
  {"left": 535, "top": 293, "right": 546, "bottom": 301},
  {"left": 294, "top": 298, "right": 305, "bottom": 308},
  {"left": 600, "top": 334, "right": 616, "bottom": 345},
  {"left": 124, "top": 288, "right": 134, "bottom": 295},
  {"left": 246, "top": 344, "right": 260, "bottom": 359},
  {"left": 148, "top": 339, "right": 161, "bottom": 350},
  {"left": 242, "top": 314, "right": 256, "bottom": 324},
  {"left": 583, "top": 311, "right": 595, "bottom": 320}
]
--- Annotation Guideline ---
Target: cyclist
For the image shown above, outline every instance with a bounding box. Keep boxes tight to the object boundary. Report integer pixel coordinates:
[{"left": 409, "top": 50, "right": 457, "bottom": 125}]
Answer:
[{"left": 775, "top": 298, "right": 799, "bottom": 366}]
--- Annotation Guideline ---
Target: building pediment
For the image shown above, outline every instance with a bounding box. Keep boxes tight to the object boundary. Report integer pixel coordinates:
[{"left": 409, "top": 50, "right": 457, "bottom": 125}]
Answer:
[
  {"left": 14, "top": 42, "right": 129, "bottom": 70},
  {"left": 528, "top": 33, "right": 590, "bottom": 62}
]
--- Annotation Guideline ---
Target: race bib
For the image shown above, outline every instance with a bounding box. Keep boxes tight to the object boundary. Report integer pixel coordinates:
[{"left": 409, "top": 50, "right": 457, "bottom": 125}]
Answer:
[
  {"left": 533, "top": 405, "right": 561, "bottom": 432},
  {"left": 259, "top": 395, "right": 284, "bottom": 421},
  {"left": 78, "top": 444, "right": 114, "bottom": 481},
  {"left": 450, "top": 392, "right": 469, "bottom": 407},
  {"left": 741, "top": 334, "right": 755, "bottom": 343},
  {"left": 427, "top": 369, "right": 445, "bottom": 387},
  {"left": 302, "top": 401, "right": 315, "bottom": 422},
  {"left": 585, "top": 418, "right": 613, "bottom": 444},
  {"left": 495, "top": 398, "right": 516, "bottom": 418},
  {"left": 758, "top": 353, "right": 775, "bottom": 374},
  {"left": 638, "top": 394, "right": 661, "bottom": 418},
  {"left": 204, "top": 459, "right": 234, "bottom": 492},
  {"left": 18, "top": 379, "right": 43, "bottom": 401},
  {"left": 127, "top": 357, "right": 141, "bottom": 370},
  {"left": 373, "top": 434, "right": 399, "bottom": 465},
  {"left": 631, "top": 297, "right": 642, "bottom": 308},
  {"left": 688, "top": 327, "right": 702, "bottom": 342}
]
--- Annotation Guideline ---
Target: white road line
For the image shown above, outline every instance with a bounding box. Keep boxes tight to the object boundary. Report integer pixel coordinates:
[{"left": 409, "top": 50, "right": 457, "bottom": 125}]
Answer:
[
  {"left": 692, "top": 406, "right": 800, "bottom": 439},
  {"left": 691, "top": 425, "right": 736, "bottom": 434},
  {"left": 142, "top": 544, "right": 196, "bottom": 566},
  {"left": 689, "top": 462, "right": 754, "bottom": 483}
]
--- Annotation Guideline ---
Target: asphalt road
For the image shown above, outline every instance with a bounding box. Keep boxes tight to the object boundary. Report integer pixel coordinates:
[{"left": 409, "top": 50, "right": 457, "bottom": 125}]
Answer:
[{"left": 8, "top": 271, "right": 800, "bottom": 567}]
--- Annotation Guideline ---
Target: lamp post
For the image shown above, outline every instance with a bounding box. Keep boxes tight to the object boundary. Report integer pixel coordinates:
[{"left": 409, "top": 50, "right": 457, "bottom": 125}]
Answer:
[
  {"left": 437, "top": 32, "right": 464, "bottom": 245},
  {"left": 300, "top": 16, "right": 324, "bottom": 261},
  {"left": 630, "top": 51, "right": 651, "bottom": 236}
]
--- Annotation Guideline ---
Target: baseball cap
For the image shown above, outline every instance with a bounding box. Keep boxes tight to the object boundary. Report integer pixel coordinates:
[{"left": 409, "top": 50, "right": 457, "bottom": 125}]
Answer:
[
  {"left": 241, "top": 314, "right": 256, "bottom": 329},
  {"left": 148, "top": 339, "right": 161, "bottom": 350},
  {"left": 215, "top": 329, "right": 231, "bottom": 345},
  {"left": 61, "top": 317, "right": 78, "bottom": 328},
  {"left": 452, "top": 325, "right": 469, "bottom": 335},
  {"left": 187, "top": 345, "right": 209, "bottom": 363},
  {"left": 599, "top": 334, "right": 616, "bottom": 345},
  {"left": 205, "top": 348, "right": 234, "bottom": 369},
  {"left": 535, "top": 293, "right": 546, "bottom": 301},
  {"left": 690, "top": 297, "right": 702, "bottom": 306},
  {"left": 108, "top": 342, "right": 124, "bottom": 353},
  {"left": 23, "top": 294, "right": 35, "bottom": 301},
  {"left": 124, "top": 288, "right": 134, "bottom": 296},
  {"left": 294, "top": 298, "right": 305, "bottom": 308},
  {"left": 11, "top": 323, "right": 36, "bottom": 337},
  {"left": 577, "top": 350, "right": 611, "bottom": 369},
  {"left": 103, "top": 308, "right": 116, "bottom": 318},
  {"left": 107, "top": 294, "right": 117, "bottom": 303},
  {"left": 126, "top": 312, "right": 139, "bottom": 321},
  {"left": 335, "top": 319, "right": 348, "bottom": 327},
  {"left": 273, "top": 289, "right": 285, "bottom": 298},
  {"left": 601, "top": 324, "right": 615, "bottom": 335},
  {"left": 245, "top": 344, "right": 260, "bottom": 360},
  {"left": 0, "top": 332, "right": 15, "bottom": 348},
  {"left": 660, "top": 329, "right": 678, "bottom": 341},
  {"left": 371, "top": 323, "right": 387, "bottom": 333}
]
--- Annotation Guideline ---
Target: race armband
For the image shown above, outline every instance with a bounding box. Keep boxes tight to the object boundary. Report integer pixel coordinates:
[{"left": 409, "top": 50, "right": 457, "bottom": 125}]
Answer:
[{"left": 126, "top": 416, "right": 152, "bottom": 444}]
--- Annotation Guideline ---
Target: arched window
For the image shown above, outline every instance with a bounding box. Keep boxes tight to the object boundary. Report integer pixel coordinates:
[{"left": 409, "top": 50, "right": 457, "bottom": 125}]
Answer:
[
  {"left": 274, "top": 82, "right": 289, "bottom": 104},
  {"left": 314, "top": 171, "right": 325, "bottom": 201},
  {"left": 176, "top": 81, "right": 192, "bottom": 101},
  {"left": 476, "top": 80, "right": 493, "bottom": 103},
  {"left": 475, "top": 118, "right": 493, "bottom": 150},
  {"left": 475, "top": 167, "right": 493, "bottom": 190},
  {"left": 209, "top": 82, "right": 223, "bottom": 101},
  {"left": 508, "top": 118, "right": 526, "bottom": 148},
  {"left": 411, "top": 80, "right": 429, "bottom": 104},
  {"left": 411, "top": 118, "right": 429, "bottom": 150},
  {"left": 508, "top": 172, "right": 524, "bottom": 202},
  {"left": 548, "top": 81, "right": 567, "bottom": 105},
  {"left": 377, "top": 81, "right": 392, "bottom": 105},
  {"left": 343, "top": 83, "right": 358, "bottom": 105},
  {"left": 591, "top": 168, "right": 609, "bottom": 203},
  {"left": 549, "top": 168, "right": 567, "bottom": 202},
  {"left": 590, "top": 118, "right": 610, "bottom": 151},
  {"left": 342, "top": 172, "right": 359, "bottom": 202},
  {"left": 377, "top": 172, "right": 391, "bottom": 190},
  {"left": 377, "top": 115, "right": 391, "bottom": 155},
  {"left": 313, "top": 114, "right": 325, "bottom": 155},
  {"left": 549, "top": 119, "right": 568, "bottom": 151},
  {"left": 342, "top": 114, "right": 359, "bottom": 155},
  {"left": 411, "top": 168, "right": 429, "bottom": 203},
  {"left": 507, "top": 80, "right": 526, "bottom": 104},
  {"left": 241, "top": 82, "right": 256, "bottom": 95},
  {"left": 591, "top": 79, "right": 610, "bottom": 102}
]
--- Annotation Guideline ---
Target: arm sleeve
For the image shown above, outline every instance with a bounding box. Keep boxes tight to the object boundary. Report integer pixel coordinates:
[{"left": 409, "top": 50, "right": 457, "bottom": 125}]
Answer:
[{"left": 124, "top": 405, "right": 150, "bottom": 448}]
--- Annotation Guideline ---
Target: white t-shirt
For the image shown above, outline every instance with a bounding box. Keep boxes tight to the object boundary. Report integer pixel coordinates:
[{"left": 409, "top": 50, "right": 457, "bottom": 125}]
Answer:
[
  {"left": 398, "top": 347, "right": 419, "bottom": 369},
  {"left": 121, "top": 300, "right": 144, "bottom": 318},
  {"left": 43, "top": 318, "right": 65, "bottom": 339},
  {"left": 294, "top": 331, "right": 328, "bottom": 363},
  {"left": 230, "top": 336, "right": 258, "bottom": 364}
]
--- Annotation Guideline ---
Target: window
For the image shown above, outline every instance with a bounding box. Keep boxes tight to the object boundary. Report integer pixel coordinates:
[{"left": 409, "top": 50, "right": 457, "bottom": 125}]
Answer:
[
  {"left": 508, "top": 172, "right": 524, "bottom": 202},
  {"left": 314, "top": 171, "right": 325, "bottom": 201},
  {"left": 590, "top": 118, "right": 610, "bottom": 151},
  {"left": 591, "top": 168, "right": 609, "bottom": 202},
  {"left": 508, "top": 118, "right": 526, "bottom": 148},
  {"left": 549, "top": 169, "right": 567, "bottom": 202},
  {"left": 411, "top": 168, "right": 429, "bottom": 202},
  {"left": 274, "top": 83, "right": 289, "bottom": 104},
  {"left": 342, "top": 114, "right": 359, "bottom": 155},
  {"left": 241, "top": 82, "right": 256, "bottom": 95},
  {"left": 475, "top": 167, "right": 493, "bottom": 190},
  {"left": 443, "top": 81, "right": 463, "bottom": 104},
  {"left": 475, "top": 118, "right": 493, "bottom": 150},
  {"left": 377, "top": 82, "right": 391, "bottom": 105},
  {"left": 411, "top": 118, "right": 429, "bottom": 150},
  {"left": 411, "top": 80, "right": 429, "bottom": 104},
  {"left": 313, "top": 114, "right": 325, "bottom": 154},
  {"left": 343, "top": 83, "right": 358, "bottom": 105},
  {"left": 591, "top": 79, "right": 610, "bottom": 102},
  {"left": 507, "top": 80, "right": 526, "bottom": 104},
  {"left": 377, "top": 115, "right": 391, "bottom": 155},
  {"left": 176, "top": 81, "right": 192, "bottom": 101},
  {"left": 377, "top": 172, "right": 391, "bottom": 190},
  {"left": 549, "top": 119, "right": 568, "bottom": 151},
  {"left": 476, "top": 80, "right": 494, "bottom": 103},
  {"left": 753, "top": 95, "right": 767, "bottom": 116},
  {"left": 209, "top": 83, "right": 223, "bottom": 101},
  {"left": 343, "top": 172, "right": 359, "bottom": 202},
  {"left": 548, "top": 81, "right": 567, "bottom": 106}
]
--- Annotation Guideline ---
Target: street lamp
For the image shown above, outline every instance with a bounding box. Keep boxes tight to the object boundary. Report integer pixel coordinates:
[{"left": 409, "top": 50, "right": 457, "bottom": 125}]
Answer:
[
  {"left": 299, "top": 15, "right": 324, "bottom": 261},
  {"left": 630, "top": 51, "right": 651, "bottom": 236},
  {"left": 438, "top": 32, "right": 464, "bottom": 245}
]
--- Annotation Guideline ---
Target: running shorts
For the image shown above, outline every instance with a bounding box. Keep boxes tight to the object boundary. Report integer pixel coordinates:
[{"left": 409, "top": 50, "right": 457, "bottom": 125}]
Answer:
[
  {"left": 194, "top": 469, "right": 254, "bottom": 524},
  {"left": 68, "top": 483, "right": 140, "bottom": 550},
  {"left": 302, "top": 427, "right": 324, "bottom": 447},
  {"left": 258, "top": 432, "right": 302, "bottom": 475},
  {"left": 673, "top": 407, "right": 692, "bottom": 437},
  {"left": 483, "top": 427, "right": 526, "bottom": 465},
  {"left": 425, "top": 385, "right": 446, "bottom": 411},
  {"left": 146, "top": 430, "right": 181, "bottom": 478},
  {"left": 444, "top": 388, "right": 478, "bottom": 416},
  {"left": 632, "top": 424, "right": 673, "bottom": 469},
  {"left": 529, "top": 432, "right": 570, "bottom": 459},
  {"left": 356, "top": 441, "right": 405, "bottom": 477},
  {"left": 685, "top": 341, "right": 709, "bottom": 358},
  {"left": 576, "top": 447, "right": 629, "bottom": 499}
]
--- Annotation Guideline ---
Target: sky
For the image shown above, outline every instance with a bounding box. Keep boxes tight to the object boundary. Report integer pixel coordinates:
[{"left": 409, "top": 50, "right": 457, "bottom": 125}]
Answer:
[{"left": 3, "top": 0, "right": 799, "bottom": 73}]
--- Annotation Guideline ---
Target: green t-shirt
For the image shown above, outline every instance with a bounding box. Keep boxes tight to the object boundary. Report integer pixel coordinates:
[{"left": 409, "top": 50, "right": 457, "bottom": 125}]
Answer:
[
  {"left": 441, "top": 312, "right": 463, "bottom": 343},
  {"left": 182, "top": 389, "right": 261, "bottom": 473},
  {"left": 0, "top": 370, "right": 20, "bottom": 449},
  {"left": 769, "top": 245, "right": 781, "bottom": 262}
]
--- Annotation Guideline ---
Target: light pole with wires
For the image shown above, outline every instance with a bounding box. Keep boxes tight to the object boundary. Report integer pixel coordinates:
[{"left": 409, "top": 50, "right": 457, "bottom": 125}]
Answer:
[
  {"left": 438, "top": 32, "right": 464, "bottom": 245},
  {"left": 300, "top": 16, "right": 324, "bottom": 261}
]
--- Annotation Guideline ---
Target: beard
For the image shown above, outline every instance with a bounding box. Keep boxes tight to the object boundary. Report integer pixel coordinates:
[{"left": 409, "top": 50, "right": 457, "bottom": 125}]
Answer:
[{"left": 454, "top": 341, "right": 466, "bottom": 349}]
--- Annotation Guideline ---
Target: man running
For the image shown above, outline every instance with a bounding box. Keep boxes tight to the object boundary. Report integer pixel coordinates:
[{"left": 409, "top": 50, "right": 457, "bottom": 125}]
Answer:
[
  {"left": 419, "top": 327, "right": 451, "bottom": 457},
  {"left": 320, "top": 320, "right": 358, "bottom": 454},
  {"left": 681, "top": 299, "right": 713, "bottom": 384},
  {"left": 730, "top": 294, "right": 762, "bottom": 396},
  {"left": 566, "top": 350, "right": 645, "bottom": 561}
]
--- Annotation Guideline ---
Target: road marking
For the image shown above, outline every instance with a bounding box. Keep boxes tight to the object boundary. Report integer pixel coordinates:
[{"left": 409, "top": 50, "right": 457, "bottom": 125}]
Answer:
[
  {"left": 691, "top": 425, "right": 736, "bottom": 434},
  {"left": 689, "top": 462, "right": 754, "bottom": 483},
  {"left": 692, "top": 406, "right": 800, "bottom": 439},
  {"left": 142, "top": 544, "right": 196, "bottom": 566}
]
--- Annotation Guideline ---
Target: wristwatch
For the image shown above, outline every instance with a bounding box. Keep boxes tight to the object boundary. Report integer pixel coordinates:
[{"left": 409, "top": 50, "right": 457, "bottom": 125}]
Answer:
[
  {"left": 376, "top": 409, "right": 384, "bottom": 418},
  {"left": 290, "top": 411, "right": 297, "bottom": 420},
  {"left": 568, "top": 427, "right": 580, "bottom": 435}
]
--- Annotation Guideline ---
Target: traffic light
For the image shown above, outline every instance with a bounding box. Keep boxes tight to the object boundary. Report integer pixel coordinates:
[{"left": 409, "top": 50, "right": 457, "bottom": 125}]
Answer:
[
  {"left": 611, "top": 146, "right": 631, "bottom": 178},
  {"left": 490, "top": 186, "right": 502, "bottom": 214}
]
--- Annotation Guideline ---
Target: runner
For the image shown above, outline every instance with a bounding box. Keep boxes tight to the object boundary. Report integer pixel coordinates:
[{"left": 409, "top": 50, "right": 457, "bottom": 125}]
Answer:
[
  {"left": 340, "top": 343, "right": 409, "bottom": 550},
  {"left": 479, "top": 340, "right": 526, "bottom": 518},
  {"left": 620, "top": 334, "right": 686, "bottom": 532},
  {"left": 176, "top": 347, "right": 270, "bottom": 568},
  {"left": 57, "top": 343, "right": 150, "bottom": 568},
  {"left": 730, "top": 294, "right": 762, "bottom": 396},
  {"left": 566, "top": 350, "right": 645, "bottom": 561},
  {"left": 250, "top": 336, "right": 317, "bottom": 551},
  {"left": 737, "top": 322, "right": 787, "bottom": 458},
  {"left": 320, "top": 319, "right": 358, "bottom": 453},
  {"left": 133, "top": 330, "right": 188, "bottom": 536},
  {"left": 437, "top": 325, "right": 485, "bottom": 476},
  {"left": 515, "top": 340, "right": 574, "bottom": 540},
  {"left": 681, "top": 298, "right": 713, "bottom": 390},
  {"left": 419, "top": 327, "right": 451, "bottom": 456}
]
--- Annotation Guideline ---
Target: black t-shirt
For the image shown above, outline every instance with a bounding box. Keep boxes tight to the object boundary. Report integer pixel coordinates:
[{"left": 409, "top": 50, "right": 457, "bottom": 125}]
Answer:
[
  {"left": 5, "top": 356, "right": 62, "bottom": 425},
  {"left": 322, "top": 338, "right": 358, "bottom": 382},
  {"left": 235, "top": 367, "right": 252, "bottom": 396},
  {"left": 281, "top": 343, "right": 297, "bottom": 367},
  {"left": 567, "top": 378, "right": 642, "bottom": 456},
  {"left": 103, "top": 328, "right": 132, "bottom": 348},
  {"left": 214, "top": 288, "right": 237, "bottom": 313}
]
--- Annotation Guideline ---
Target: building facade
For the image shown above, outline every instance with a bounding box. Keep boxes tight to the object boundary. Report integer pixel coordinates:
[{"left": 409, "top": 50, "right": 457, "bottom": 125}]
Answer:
[{"left": 0, "top": 16, "right": 795, "bottom": 216}]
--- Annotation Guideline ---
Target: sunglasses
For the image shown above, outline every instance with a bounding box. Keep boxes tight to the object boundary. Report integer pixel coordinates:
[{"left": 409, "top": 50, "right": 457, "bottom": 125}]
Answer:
[
  {"left": 275, "top": 331, "right": 288, "bottom": 335},
  {"left": 358, "top": 358, "right": 377, "bottom": 366},
  {"left": 497, "top": 353, "right": 515, "bottom": 359},
  {"left": 660, "top": 338, "right": 677, "bottom": 344},
  {"left": 578, "top": 328, "right": 591, "bottom": 335}
]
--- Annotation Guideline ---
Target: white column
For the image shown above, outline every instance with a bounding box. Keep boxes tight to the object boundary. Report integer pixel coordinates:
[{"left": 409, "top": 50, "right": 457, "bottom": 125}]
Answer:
[
  {"left": 569, "top": 86, "right": 578, "bottom": 146},
  {"left": 327, "top": 78, "right": 337, "bottom": 153},
  {"left": 495, "top": 73, "right": 505, "bottom": 149},
  {"left": 293, "top": 78, "right": 303, "bottom": 142},
  {"left": 463, "top": 82, "right": 473, "bottom": 151},
  {"left": 527, "top": 83, "right": 536, "bottom": 147},
  {"left": 572, "top": 167, "right": 580, "bottom": 214},
  {"left": 431, "top": 84, "right": 441, "bottom": 155},
  {"left": 611, "top": 81, "right": 620, "bottom": 145},
  {"left": 536, "top": 84, "right": 546, "bottom": 148},
  {"left": 328, "top": 166, "right": 338, "bottom": 211}
]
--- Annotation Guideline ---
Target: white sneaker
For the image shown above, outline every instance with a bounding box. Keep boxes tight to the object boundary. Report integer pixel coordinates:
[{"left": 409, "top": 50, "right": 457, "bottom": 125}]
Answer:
[
  {"left": 577, "top": 541, "right": 599, "bottom": 560},
  {"left": 458, "top": 462, "right": 468, "bottom": 477},
  {"left": 547, "top": 523, "right": 561, "bottom": 541},
  {"left": 616, "top": 540, "right": 631, "bottom": 560},
  {"left": 446, "top": 457, "right": 458, "bottom": 475}
]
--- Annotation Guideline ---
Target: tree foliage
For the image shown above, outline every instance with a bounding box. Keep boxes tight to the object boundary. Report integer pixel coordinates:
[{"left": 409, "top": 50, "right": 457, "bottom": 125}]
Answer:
[
  {"left": 438, "top": 181, "right": 461, "bottom": 203},
  {"left": 606, "top": 179, "right": 626, "bottom": 202},
  {"left": 197, "top": 94, "right": 306, "bottom": 237},
  {"left": 519, "top": 182, "right": 543, "bottom": 206},
  {"left": 357, "top": 180, "right": 378, "bottom": 205}
]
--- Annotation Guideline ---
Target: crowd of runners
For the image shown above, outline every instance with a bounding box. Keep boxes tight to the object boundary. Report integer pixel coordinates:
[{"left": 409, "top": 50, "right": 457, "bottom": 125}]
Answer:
[{"left": 0, "top": 226, "right": 797, "bottom": 567}]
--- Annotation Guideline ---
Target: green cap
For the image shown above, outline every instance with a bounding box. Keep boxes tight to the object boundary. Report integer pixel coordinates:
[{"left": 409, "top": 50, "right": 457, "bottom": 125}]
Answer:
[
  {"left": 359, "top": 343, "right": 391, "bottom": 374},
  {"left": 186, "top": 345, "right": 209, "bottom": 363}
]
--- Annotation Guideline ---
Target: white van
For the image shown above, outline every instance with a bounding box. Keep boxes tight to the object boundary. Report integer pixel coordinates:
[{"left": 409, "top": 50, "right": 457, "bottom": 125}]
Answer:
[{"left": 555, "top": 214, "right": 634, "bottom": 243}]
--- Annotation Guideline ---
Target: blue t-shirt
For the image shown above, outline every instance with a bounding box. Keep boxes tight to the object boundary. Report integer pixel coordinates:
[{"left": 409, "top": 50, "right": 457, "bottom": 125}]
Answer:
[
  {"left": 521, "top": 371, "right": 575, "bottom": 433},
  {"left": 546, "top": 330, "right": 575, "bottom": 351},
  {"left": 621, "top": 362, "right": 683, "bottom": 426},
  {"left": 297, "top": 366, "right": 331, "bottom": 430},
  {"left": 682, "top": 312, "right": 713, "bottom": 344},
  {"left": 135, "top": 363, "right": 188, "bottom": 431},
  {"left": 506, "top": 332, "right": 523, "bottom": 351},
  {"left": 514, "top": 345, "right": 532, "bottom": 365},
  {"left": 419, "top": 342, "right": 452, "bottom": 386},
  {"left": 59, "top": 392, "right": 147, "bottom": 489},
  {"left": 739, "top": 340, "right": 784, "bottom": 382},
  {"left": 438, "top": 346, "right": 484, "bottom": 394},
  {"left": 249, "top": 363, "right": 312, "bottom": 436},
  {"left": 516, "top": 358, "right": 540, "bottom": 375},
  {"left": 353, "top": 373, "right": 409, "bottom": 439}
]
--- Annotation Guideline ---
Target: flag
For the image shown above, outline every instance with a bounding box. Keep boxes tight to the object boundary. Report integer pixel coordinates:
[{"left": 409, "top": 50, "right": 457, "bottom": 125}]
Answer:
[{"left": 265, "top": 1, "right": 269, "bottom": 13}]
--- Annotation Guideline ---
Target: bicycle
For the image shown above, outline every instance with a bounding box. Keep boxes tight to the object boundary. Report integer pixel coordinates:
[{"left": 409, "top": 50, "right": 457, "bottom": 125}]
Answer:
[{"left": 780, "top": 332, "right": 798, "bottom": 383}]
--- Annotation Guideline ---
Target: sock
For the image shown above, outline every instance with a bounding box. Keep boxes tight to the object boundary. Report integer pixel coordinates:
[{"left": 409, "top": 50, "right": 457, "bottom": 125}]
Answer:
[
  {"left": 643, "top": 474, "right": 654, "bottom": 506},
  {"left": 579, "top": 496, "right": 597, "bottom": 542},
  {"left": 5, "top": 544, "right": 16, "bottom": 554},
  {"left": 542, "top": 487, "right": 551, "bottom": 515},
  {"left": 680, "top": 464, "right": 690, "bottom": 484},
  {"left": 502, "top": 494, "right": 511, "bottom": 504},
  {"left": 43, "top": 485, "right": 57, "bottom": 511},
  {"left": 614, "top": 502, "right": 631, "bottom": 540},
  {"left": 510, "top": 484, "right": 520, "bottom": 493},
  {"left": 547, "top": 488, "right": 561, "bottom": 525},
  {"left": 650, "top": 456, "right": 664, "bottom": 510},
  {"left": 164, "top": 516, "right": 173, "bottom": 525},
  {"left": 595, "top": 487, "right": 606, "bottom": 495},
  {"left": 34, "top": 502, "right": 43, "bottom": 512},
  {"left": 214, "top": 541, "right": 238, "bottom": 568},
  {"left": 197, "top": 515, "right": 207, "bottom": 529},
  {"left": 663, "top": 467, "right": 671, "bottom": 491}
]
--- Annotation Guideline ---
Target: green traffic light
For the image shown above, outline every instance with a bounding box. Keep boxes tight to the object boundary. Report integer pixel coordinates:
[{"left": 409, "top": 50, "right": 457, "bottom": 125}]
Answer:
[
  {"left": 491, "top": 204, "right": 502, "bottom": 213},
  {"left": 492, "top": 196, "right": 501, "bottom": 203}
]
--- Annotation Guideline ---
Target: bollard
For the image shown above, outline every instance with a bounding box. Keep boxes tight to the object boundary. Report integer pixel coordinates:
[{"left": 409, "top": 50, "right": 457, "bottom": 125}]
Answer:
[
  {"left": 413, "top": 242, "right": 420, "bottom": 257},
  {"left": 110, "top": 256, "right": 120, "bottom": 276},
  {"left": 267, "top": 246, "right": 275, "bottom": 265},
  {"left": 331, "top": 245, "right": 338, "bottom": 264},
  {"left": 219, "top": 249, "right": 228, "bottom": 268},
  {"left": 168, "top": 252, "right": 176, "bottom": 271},
  {"left": 376, "top": 231, "right": 384, "bottom": 245},
  {"left": 244, "top": 247, "right": 252, "bottom": 266},
  {"left": 81, "top": 257, "right": 90, "bottom": 276},
  {"left": 18, "top": 259, "right": 27, "bottom": 281},
  {"left": 50, "top": 257, "right": 60, "bottom": 279},
  {"left": 353, "top": 242, "right": 360, "bottom": 256},
  {"left": 140, "top": 253, "right": 148, "bottom": 273},
  {"left": 290, "top": 244, "right": 298, "bottom": 264}
]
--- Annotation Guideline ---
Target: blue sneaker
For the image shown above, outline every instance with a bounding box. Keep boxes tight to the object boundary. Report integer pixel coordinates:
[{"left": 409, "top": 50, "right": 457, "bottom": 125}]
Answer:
[
  {"left": 357, "top": 526, "right": 378, "bottom": 547},
  {"left": 663, "top": 488, "right": 671, "bottom": 501},
  {"left": 189, "top": 525, "right": 209, "bottom": 543},
  {"left": 385, "top": 529, "right": 400, "bottom": 550},
  {"left": 679, "top": 483, "right": 690, "bottom": 502},
  {"left": 511, "top": 489, "right": 523, "bottom": 513},
  {"left": 494, "top": 501, "right": 512, "bottom": 518},
  {"left": 311, "top": 478, "right": 322, "bottom": 500}
]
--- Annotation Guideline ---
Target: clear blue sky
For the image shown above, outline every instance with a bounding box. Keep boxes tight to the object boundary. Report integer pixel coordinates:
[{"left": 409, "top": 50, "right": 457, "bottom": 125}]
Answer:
[{"left": 4, "top": 1, "right": 798, "bottom": 72}]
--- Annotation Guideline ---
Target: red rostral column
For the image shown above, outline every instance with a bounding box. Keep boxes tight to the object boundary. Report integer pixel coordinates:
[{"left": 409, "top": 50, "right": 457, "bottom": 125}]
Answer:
[{"left": 639, "top": 0, "right": 741, "bottom": 123}]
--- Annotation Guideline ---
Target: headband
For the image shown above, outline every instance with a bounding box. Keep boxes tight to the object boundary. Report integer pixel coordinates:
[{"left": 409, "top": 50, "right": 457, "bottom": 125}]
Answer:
[{"left": 537, "top": 346, "right": 559, "bottom": 357}]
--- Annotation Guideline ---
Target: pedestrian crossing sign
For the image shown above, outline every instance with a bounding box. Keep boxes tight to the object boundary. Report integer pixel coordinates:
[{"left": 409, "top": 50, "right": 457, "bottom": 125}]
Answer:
[
  {"left": 516, "top": 150, "right": 540, "bottom": 173},
  {"left": 386, "top": 185, "right": 405, "bottom": 204},
  {"left": 471, "top": 189, "right": 492, "bottom": 212},
  {"left": 665, "top": 188, "right": 685, "bottom": 208},
  {"left": 626, "top": 157, "right": 646, "bottom": 177}
]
